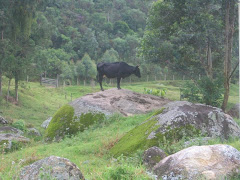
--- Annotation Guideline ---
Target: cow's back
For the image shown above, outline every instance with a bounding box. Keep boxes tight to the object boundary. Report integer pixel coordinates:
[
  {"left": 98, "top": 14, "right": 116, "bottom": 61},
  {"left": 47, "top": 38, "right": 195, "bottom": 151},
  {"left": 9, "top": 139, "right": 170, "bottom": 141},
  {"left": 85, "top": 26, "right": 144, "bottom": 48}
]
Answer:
[{"left": 97, "top": 62, "right": 132, "bottom": 78}]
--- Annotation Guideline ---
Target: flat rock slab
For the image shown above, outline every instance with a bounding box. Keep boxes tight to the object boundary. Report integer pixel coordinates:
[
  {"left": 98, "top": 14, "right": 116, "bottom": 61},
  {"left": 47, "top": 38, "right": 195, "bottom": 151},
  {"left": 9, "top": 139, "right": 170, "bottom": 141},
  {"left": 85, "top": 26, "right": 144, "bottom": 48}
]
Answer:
[
  {"left": 69, "top": 88, "right": 170, "bottom": 116},
  {"left": 0, "top": 133, "right": 30, "bottom": 143},
  {"left": 20, "top": 156, "right": 85, "bottom": 180},
  {"left": 153, "top": 144, "right": 240, "bottom": 180},
  {"left": 0, "top": 126, "right": 23, "bottom": 135}
]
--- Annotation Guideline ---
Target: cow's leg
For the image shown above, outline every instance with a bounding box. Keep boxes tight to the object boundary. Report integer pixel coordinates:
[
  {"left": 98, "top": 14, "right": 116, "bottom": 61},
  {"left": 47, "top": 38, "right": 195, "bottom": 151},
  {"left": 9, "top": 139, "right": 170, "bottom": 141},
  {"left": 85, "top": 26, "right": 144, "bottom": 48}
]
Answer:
[
  {"left": 117, "top": 77, "right": 121, "bottom": 90},
  {"left": 99, "top": 75, "right": 104, "bottom": 91}
]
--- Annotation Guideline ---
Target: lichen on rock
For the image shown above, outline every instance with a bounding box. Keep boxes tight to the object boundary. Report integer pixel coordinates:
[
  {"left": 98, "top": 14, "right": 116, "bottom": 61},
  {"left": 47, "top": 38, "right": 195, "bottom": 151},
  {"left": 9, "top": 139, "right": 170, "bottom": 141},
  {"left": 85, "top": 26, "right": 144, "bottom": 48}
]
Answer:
[{"left": 153, "top": 144, "right": 240, "bottom": 180}]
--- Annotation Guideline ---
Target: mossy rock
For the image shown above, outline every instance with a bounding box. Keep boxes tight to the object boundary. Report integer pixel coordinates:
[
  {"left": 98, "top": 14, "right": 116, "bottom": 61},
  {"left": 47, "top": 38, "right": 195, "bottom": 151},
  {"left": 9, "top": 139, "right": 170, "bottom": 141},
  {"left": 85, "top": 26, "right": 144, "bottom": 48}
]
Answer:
[
  {"left": 45, "top": 104, "right": 105, "bottom": 141},
  {"left": 110, "top": 109, "right": 164, "bottom": 157},
  {"left": 110, "top": 108, "right": 201, "bottom": 157}
]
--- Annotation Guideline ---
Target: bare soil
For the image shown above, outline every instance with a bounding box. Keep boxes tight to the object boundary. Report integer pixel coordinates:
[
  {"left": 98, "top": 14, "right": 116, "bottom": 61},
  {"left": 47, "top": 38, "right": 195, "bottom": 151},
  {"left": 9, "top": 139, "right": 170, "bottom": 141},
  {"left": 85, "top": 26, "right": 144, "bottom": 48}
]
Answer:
[{"left": 70, "top": 88, "right": 171, "bottom": 116}]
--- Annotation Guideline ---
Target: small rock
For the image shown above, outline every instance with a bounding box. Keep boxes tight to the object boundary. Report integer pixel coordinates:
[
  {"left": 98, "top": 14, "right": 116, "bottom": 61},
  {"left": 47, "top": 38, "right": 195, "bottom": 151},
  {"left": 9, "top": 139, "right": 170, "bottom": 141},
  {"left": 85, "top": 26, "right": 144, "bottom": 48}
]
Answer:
[
  {"left": 19, "top": 156, "right": 85, "bottom": 180},
  {"left": 153, "top": 144, "right": 240, "bottom": 180},
  {"left": 41, "top": 117, "right": 52, "bottom": 129},
  {"left": 143, "top": 146, "right": 167, "bottom": 170},
  {"left": 0, "top": 116, "right": 8, "bottom": 125},
  {"left": 27, "top": 128, "right": 41, "bottom": 137},
  {"left": 228, "top": 103, "right": 240, "bottom": 118}
]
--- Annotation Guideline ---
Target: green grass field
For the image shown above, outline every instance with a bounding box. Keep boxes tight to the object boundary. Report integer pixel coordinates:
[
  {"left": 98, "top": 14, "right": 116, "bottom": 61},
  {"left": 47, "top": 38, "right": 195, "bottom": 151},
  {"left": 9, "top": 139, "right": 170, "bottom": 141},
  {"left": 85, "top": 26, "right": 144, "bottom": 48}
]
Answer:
[{"left": 0, "top": 78, "right": 239, "bottom": 179}]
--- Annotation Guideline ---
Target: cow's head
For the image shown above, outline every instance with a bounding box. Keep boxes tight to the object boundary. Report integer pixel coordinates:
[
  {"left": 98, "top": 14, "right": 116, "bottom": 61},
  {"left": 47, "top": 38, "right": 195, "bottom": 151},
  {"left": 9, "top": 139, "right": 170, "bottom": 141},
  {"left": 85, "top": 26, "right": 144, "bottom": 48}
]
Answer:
[{"left": 134, "top": 66, "right": 141, "bottom": 78}]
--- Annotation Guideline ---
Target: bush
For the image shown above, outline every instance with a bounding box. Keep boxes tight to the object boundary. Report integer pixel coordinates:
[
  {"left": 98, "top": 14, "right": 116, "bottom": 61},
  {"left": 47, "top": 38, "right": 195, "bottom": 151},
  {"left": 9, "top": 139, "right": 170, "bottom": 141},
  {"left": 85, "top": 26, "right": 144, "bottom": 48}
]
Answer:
[
  {"left": 198, "top": 76, "right": 223, "bottom": 107},
  {"left": 12, "top": 120, "right": 26, "bottom": 131},
  {"left": 143, "top": 88, "right": 167, "bottom": 97},
  {"left": 182, "top": 77, "right": 223, "bottom": 107}
]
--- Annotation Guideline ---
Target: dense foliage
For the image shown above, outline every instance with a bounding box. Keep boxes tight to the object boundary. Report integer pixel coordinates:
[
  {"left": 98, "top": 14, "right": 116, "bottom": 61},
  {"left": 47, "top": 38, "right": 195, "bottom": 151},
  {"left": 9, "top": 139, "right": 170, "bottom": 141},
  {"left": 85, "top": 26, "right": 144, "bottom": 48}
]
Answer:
[{"left": 0, "top": 0, "right": 156, "bottom": 101}]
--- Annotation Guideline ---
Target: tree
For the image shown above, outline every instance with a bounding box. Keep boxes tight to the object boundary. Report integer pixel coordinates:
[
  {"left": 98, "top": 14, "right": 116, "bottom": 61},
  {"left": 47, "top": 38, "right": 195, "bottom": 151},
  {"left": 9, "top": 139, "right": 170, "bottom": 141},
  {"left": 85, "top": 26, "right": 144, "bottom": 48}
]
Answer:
[
  {"left": 221, "top": 0, "right": 238, "bottom": 111},
  {"left": 82, "top": 53, "right": 97, "bottom": 83},
  {"left": 76, "top": 60, "right": 85, "bottom": 85},
  {"left": 140, "top": 0, "right": 238, "bottom": 109},
  {"left": 140, "top": 0, "right": 224, "bottom": 79},
  {"left": 101, "top": 48, "right": 119, "bottom": 63}
]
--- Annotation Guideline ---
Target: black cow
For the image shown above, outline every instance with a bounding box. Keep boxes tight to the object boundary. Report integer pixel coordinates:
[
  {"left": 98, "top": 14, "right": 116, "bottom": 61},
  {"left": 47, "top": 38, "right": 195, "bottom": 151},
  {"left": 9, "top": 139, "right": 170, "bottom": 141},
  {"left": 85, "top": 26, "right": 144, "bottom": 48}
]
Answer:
[{"left": 97, "top": 62, "right": 141, "bottom": 91}]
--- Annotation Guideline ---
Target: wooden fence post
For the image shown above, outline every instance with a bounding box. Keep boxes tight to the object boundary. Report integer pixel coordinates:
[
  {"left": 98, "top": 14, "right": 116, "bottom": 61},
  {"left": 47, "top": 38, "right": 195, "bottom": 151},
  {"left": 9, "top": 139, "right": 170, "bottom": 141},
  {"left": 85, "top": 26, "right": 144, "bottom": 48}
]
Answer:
[{"left": 40, "top": 74, "right": 42, "bottom": 86}]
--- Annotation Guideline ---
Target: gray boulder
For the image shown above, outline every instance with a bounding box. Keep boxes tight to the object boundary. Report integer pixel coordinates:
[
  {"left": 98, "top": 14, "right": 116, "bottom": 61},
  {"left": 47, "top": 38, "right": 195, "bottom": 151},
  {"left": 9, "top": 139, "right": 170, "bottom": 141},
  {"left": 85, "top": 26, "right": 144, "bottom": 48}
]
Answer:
[
  {"left": 153, "top": 144, "right": 240, "bottom": 180},
  {"left": 41, "top": 117, "right": 52, "bottom": 129},
  {"left": 148, "top": 101, "right": 240, "bottom": 140},
  {"left": 69, "top": 88, "right": 170, "bottom": 116},
  {"left": 143, "top": 146, "right": 167, "bottom": 170},
  {"left": 0, "top": 126, "right": 24, "bottom": 135},
  {"left": 0, "top": 116, "right": 8, "bottom": 125},
  {"left": 19, "top": 156, "right": 85, "bottom": 180},
  {"left": 228, "top": 103, "right": 240, "bottom": 118},
  {"left": 0, "top": 133, "right": 30, "bottom": 150}
]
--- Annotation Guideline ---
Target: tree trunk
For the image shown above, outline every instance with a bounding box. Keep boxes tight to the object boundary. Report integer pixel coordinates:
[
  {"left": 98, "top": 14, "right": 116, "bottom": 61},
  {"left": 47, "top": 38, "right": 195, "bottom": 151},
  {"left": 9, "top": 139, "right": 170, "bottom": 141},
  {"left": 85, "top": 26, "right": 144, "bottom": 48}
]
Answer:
[
  {"left": 15, "top": 75, "right": 19, "bottom": 102},
  {"left": 221, "top": 0, "right": 236, "bottom": 112},
  {"left": 7, "top": 79, "right": 11, "bottom": 102},
  {"left": 77, "top": 77, "right": 79, "bottom": 86},
  {"left": 207, "top": 43, "right": 213, "bottom": 79}
]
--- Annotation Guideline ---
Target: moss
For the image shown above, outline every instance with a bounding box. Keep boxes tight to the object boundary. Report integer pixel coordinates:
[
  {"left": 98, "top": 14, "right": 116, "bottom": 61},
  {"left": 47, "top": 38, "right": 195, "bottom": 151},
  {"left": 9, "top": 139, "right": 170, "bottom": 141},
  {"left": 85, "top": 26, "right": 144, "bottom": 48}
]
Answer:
[
  {"left": 147, "top": 124, "right": 202, "bottom": 150},
  {"left": 110, "top": 116, "right": 160, "bottom": 157},
  {"left": 110, "top": 108, "right": 202, "bottom": 157},
  {"left": 45, "top": 104, "right": 76, "bottom": 141},
  {"left": 45, "top": 104, "right": 105, "bottom": 141},
  {"left": 78, "top": 112, "right": 105, "bottom": 132}
]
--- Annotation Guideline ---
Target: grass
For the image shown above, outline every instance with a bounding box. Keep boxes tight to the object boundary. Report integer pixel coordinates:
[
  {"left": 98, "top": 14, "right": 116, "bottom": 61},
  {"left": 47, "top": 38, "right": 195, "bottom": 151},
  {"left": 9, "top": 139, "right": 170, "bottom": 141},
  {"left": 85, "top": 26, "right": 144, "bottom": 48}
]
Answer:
[{"left": 0, "top": 78, "right": 239, "bottom": 179}]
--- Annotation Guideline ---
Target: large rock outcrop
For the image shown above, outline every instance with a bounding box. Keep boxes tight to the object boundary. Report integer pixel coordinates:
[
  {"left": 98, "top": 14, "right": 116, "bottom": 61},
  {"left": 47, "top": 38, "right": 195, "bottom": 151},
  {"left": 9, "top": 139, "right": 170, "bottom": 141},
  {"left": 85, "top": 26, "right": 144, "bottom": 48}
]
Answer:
[
  {"left": 153, "top": 144, "right": 240, "bottom": 180},
  {"left": 19, "top": 156, "right": 85, "bottom": 180},
  {"left": 110, "top": 101, "right": 240, "bottom": 156},
  {"left": 69, "top": 88, "right": 170, "bottom": 116},
  {"left": 148, "top": 101, "right": 240, "bottom": 140}
]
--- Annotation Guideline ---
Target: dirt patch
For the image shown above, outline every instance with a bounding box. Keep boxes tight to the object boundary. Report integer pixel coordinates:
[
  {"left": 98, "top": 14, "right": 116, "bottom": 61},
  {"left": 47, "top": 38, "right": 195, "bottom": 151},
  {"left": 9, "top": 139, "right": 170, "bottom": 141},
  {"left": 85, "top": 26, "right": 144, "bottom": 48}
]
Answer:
[{"left": 69, "top": 88, "right": 171, "bottom": 116}]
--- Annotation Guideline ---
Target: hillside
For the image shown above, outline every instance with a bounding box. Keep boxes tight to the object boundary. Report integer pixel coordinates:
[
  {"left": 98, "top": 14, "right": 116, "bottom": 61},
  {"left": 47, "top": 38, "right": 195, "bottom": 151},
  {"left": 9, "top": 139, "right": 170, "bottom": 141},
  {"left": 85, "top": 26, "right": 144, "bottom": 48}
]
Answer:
[{"left": 0, "top": 80, "right": 239, "bottom": 179}]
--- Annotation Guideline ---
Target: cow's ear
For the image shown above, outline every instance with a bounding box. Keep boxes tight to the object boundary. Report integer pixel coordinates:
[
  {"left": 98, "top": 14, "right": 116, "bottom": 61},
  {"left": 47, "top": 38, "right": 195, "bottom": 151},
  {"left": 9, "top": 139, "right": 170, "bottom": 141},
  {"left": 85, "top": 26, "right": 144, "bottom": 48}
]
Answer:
[{"left": 136, "top": 65, "right": 139, "bottom": 68}]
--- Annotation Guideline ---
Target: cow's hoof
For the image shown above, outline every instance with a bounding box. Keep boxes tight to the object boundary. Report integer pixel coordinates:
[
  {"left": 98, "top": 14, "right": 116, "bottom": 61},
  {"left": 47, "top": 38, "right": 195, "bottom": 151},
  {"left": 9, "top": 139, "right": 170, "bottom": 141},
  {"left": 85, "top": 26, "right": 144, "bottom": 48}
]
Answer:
[
  {"left": 101, "top": 89, "right": 104, "bottom": 91},
  {"left": 118, "top": 88, "right": 121, "bottom": 90}
]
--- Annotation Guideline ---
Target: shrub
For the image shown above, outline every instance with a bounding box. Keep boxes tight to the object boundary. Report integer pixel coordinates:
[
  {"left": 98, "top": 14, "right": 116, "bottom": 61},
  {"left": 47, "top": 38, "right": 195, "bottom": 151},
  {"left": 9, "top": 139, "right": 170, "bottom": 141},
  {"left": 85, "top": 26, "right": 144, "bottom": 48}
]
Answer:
[
  {"left": 143, "top": 88, "right": 167, "bottom": 97},
  {"left": 182, "top": 77, "right": 223, "bottom": 107},
  {"left": 198, "top": 76, "right": 223, "bottom": 107},
  {"left": 12, "top": 120, "right": 26, "bottom": 131}
]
